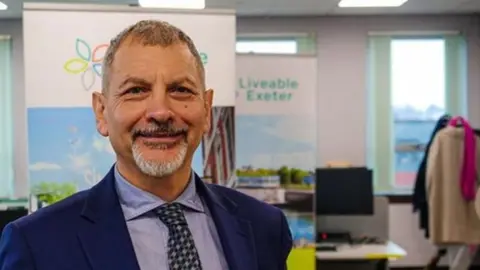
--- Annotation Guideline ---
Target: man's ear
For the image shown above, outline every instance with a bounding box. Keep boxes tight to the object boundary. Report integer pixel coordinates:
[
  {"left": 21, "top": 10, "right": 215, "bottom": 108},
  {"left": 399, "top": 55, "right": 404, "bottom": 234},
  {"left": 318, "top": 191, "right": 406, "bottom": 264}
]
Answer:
[
  {"left": 203, "top": 89, "right": 214, "bottom": 133},
  {"left": 92, "top": 91, "right": 109, "bottom": 137}
]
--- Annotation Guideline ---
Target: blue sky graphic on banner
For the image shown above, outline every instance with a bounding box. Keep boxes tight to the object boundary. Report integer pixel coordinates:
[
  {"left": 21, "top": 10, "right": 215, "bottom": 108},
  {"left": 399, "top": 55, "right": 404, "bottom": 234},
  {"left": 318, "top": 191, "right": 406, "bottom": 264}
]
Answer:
[
  {"left": 27, "top": 108, "right": 204, "bottom": 191},
  {"left": 236, "top": 115, "right": 315, "bottom": 171}
]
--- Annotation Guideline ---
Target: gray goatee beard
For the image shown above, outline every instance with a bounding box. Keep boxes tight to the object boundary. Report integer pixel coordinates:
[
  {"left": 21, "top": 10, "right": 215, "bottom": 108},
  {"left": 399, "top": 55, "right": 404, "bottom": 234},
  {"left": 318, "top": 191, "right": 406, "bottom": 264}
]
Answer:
[{"left": 132, "top": 140, "right": 188, "bottom": 178}]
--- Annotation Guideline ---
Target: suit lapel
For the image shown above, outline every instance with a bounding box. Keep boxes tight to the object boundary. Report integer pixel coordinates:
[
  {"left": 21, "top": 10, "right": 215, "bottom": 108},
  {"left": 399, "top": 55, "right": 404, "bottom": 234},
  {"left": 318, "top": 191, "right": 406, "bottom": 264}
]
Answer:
[
  {"left": 196, "top": 176, "right": 258, "bottom": 270},
  {"left": 77, "top": 167, "right": 140, "bottom": 270},
  {"left": 76, "top": 169, "right": 256, "bottom": 270}
]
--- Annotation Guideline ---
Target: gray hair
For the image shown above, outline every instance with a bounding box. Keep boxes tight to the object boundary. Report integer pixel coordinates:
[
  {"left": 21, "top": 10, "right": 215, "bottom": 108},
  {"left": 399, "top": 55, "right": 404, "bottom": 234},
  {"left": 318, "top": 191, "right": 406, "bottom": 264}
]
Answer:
[{"left": 101, "top": 20, "right": 205, "bottom": 93}]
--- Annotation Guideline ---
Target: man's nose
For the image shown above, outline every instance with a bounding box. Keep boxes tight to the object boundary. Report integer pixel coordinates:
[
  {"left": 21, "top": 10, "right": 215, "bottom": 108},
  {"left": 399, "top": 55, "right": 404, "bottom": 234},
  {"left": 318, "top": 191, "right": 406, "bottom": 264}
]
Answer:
[{"left": 145, "top": 91, "right": 174, "bottom": 121}]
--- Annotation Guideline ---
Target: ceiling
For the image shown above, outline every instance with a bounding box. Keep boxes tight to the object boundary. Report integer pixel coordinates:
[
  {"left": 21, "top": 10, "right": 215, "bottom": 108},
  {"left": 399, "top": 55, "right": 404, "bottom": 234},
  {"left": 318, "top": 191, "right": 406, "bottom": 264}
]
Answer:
[{"left": 1, "top": 0, "right": 479, "bottom": 18}]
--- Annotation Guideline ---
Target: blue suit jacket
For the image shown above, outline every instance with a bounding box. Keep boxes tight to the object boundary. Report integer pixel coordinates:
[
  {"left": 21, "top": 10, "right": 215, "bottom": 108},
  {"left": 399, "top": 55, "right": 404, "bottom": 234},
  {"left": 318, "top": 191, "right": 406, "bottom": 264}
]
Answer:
[{"left": 0, "top": 168, "right": 292, "bottom": 270}]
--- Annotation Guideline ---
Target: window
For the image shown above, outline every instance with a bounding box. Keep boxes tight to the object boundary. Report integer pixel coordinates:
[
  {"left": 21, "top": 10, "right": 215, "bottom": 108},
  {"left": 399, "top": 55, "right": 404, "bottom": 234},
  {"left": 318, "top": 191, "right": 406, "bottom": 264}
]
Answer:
[
  {"left": 236, "top": 40, "right": 297, "bottom": 54},
  {"left": 0, "top": 35, "right": 14, "bottom": 198},
  {"left": 368, "top": 34, "right": 466, "bottom": 194},
  {"left": 392, "top": 39, "right": 446, "bottom": 190},
  {"left": 236, "top": 35, "right": 316, "bottom": 55}
]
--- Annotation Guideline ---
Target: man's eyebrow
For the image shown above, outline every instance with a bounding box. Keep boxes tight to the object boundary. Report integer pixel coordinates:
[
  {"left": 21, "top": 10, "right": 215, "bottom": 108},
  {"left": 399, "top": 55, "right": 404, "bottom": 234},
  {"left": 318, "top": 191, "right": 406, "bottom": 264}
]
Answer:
[
  {"left": 119, "top": 77, "right": 151, "bottom": 89},
  {"left": 117, "top": 75, "right": 201, "bottom": 90},
  {"left": 168, "top": 76, "right": 199, "bottom": 88}
]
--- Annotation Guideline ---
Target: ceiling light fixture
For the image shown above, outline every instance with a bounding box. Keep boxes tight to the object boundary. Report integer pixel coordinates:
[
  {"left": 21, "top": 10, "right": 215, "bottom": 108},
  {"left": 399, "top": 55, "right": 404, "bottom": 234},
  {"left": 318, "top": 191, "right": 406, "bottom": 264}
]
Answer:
[
  {"left": 0, "top": 1, "right": 8, "bottom": 10},
  {"left": 138, "top": 0, "right": 205, "bottom": 9},
  {"left": 338, "top": 0, "right": 408, "bottom": 8}
]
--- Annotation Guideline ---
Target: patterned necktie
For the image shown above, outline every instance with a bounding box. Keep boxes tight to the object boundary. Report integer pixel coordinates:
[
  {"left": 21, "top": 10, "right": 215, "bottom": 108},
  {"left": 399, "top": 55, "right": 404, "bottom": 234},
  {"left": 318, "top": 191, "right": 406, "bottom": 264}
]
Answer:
[{"left": 157, "top": 202, "right": 203, "bottom": 270}]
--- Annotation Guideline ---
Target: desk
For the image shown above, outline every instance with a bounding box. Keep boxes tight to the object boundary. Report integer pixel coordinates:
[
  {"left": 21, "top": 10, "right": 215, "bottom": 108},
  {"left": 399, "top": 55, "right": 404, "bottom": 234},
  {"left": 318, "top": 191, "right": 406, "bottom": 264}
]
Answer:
[{"left": 316, "top": 241, "right": 406, "bottom": 270}]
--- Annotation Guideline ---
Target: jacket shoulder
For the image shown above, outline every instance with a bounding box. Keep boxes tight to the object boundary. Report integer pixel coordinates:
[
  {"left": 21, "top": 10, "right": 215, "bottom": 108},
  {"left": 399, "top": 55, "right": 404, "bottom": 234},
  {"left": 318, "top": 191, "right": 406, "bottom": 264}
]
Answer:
[{"left": 13, "top": 190, "right": 89, "bottom": 231}]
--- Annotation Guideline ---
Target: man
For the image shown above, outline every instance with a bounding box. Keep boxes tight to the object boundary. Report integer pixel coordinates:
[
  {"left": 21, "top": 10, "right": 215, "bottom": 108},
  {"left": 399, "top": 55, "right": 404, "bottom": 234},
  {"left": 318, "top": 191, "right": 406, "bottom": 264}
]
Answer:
[{"left": 0, "top": 20, "right": 292, "bottom": 270}]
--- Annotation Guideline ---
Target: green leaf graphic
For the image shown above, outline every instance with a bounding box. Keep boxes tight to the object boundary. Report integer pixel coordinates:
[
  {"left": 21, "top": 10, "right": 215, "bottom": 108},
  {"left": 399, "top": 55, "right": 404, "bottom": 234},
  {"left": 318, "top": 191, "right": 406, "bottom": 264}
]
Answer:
[
  {"left": 76, "top": 38, "right": 91, "bottom": 62},
  {"left": 64, "top": 58, "right": 88, "bottom": 74}
]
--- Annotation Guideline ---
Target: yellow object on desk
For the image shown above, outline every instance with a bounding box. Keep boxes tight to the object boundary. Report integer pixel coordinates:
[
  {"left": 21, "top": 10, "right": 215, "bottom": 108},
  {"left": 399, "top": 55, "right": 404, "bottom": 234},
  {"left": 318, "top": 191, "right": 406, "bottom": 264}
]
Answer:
[
  {"left": 287, "top": 247, "right": 315, "bottom": 270},
  {"left": 365, "top": 253, "right": 404, "bottom": 260}
]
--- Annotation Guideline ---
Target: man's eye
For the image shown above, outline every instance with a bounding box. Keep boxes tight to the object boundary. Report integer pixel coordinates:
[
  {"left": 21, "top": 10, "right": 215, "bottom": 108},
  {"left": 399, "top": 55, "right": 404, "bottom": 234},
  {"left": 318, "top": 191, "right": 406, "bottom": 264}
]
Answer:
[
  {"left": 126, "top": 87, "right": 146, "bottom": 94},
  {"left": 172, "top": 86, "right": 194, "bottom": 94}
]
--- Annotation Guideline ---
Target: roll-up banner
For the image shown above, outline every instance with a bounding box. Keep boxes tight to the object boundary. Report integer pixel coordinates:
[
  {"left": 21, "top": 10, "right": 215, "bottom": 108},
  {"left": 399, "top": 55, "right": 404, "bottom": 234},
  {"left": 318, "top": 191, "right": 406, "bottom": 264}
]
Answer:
[
  {"left": 23, "top": 3, "right": 236, "bottom": 198},
  {"left": 236, "top": 54, "right": 317, "bottom": 269}
]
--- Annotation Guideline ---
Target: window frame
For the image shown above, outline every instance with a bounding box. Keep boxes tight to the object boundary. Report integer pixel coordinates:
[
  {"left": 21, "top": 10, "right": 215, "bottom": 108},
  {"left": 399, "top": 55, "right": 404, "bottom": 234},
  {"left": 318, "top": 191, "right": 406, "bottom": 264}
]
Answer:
[
  {"left": 236, "top": 38, "right": 298, "bottom": 55},
  {"left": 367, "top": 32, "right": 467, "bottom": 195},
  {"left": 235, "top": 33, "right": 317, "bottom": 55},
  {"left": 0, "top": 35, "right": 15, "bottom": 199}
]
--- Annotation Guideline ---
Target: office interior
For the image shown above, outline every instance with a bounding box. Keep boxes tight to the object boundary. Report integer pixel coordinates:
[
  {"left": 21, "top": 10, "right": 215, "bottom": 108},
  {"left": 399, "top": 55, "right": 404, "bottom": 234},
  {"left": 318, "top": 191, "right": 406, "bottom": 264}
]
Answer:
[{"left": 2, "top": 0, "right": 480, "bottom": 269}]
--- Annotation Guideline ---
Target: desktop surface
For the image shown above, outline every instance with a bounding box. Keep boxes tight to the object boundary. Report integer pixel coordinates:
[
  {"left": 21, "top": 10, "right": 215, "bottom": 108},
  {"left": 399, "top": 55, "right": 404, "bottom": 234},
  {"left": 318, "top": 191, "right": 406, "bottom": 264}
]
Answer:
[
  {"left": 316, "top": 244, "right": 338, "bottom": 252},
  {"left": 316, "top": 241, "right": 406, "bottom": 260},
  {"left": 351, "top": 236, "right": 385, "bottom": 245}
]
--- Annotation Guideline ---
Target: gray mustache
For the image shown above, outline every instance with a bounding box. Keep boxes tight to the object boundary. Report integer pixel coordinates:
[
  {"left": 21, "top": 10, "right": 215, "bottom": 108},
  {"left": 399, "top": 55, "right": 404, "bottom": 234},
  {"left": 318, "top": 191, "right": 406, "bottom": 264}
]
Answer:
[{"left": 133, "top": 125, "right": 188, "bottom": 139}]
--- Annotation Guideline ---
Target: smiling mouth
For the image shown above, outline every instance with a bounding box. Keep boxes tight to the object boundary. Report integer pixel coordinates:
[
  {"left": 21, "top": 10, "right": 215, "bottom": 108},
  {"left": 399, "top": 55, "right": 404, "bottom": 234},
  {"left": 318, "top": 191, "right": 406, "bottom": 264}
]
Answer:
[
  {"left": 139, "top": 134, "right": 184, "bottom": 144},
  {"left": 135, "top": 130, "right": 187, "bottom": 146}
]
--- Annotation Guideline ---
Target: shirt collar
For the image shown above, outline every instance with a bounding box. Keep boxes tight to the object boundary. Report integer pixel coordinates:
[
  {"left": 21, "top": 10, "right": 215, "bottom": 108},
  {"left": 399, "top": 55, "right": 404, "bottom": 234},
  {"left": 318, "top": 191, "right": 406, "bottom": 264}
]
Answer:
[{"left": 114, "top": 166, "right": 204, "bottom": 221}]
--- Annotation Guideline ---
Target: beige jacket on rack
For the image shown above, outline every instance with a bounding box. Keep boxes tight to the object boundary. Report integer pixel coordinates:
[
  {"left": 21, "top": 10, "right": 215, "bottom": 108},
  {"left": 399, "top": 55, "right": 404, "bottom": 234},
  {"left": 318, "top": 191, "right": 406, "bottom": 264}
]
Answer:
[{"left": 426, "top": 126, "right": 480, "bottom": 244}]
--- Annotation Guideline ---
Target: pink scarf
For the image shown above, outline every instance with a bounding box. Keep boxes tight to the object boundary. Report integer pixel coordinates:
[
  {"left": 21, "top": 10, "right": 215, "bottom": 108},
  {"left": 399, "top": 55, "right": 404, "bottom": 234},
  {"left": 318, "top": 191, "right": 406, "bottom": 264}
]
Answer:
[{"left": 449, "top": 117, "right": 477, "bottom": 201}]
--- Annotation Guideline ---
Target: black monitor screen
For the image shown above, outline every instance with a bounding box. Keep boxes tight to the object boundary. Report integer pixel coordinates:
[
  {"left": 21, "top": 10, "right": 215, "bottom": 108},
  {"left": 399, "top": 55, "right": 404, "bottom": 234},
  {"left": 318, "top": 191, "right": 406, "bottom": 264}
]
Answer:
[
  {"left": 0, "top": 208, "right": 28, "bottom": 234},
  {"left": 315, "top": 167, "right": 373, "bottom": 216}
]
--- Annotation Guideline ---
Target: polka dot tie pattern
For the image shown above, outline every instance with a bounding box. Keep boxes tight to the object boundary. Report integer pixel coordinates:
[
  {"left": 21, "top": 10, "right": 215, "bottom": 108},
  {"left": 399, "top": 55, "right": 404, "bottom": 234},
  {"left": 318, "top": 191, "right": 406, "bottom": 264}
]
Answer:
[{"left": 156, "top": 202, "right": 203, "bottom": 270}]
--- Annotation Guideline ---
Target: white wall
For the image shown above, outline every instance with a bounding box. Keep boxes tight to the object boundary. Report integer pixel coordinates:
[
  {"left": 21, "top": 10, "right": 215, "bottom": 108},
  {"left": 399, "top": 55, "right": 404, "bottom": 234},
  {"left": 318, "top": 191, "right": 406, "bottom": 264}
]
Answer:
[
  {"left": 238, "top": 15, "right": 480, "bottom": 267},
  {"left": 2, "top": 14, "right": 480, "bottom": 266}
]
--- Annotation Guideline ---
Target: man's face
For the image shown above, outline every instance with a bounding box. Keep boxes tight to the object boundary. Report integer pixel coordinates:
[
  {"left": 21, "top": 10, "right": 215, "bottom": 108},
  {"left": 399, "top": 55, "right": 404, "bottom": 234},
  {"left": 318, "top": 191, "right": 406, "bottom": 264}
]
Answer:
[{"left": 92, "top": 40, "right": 213, "bottom": 178}]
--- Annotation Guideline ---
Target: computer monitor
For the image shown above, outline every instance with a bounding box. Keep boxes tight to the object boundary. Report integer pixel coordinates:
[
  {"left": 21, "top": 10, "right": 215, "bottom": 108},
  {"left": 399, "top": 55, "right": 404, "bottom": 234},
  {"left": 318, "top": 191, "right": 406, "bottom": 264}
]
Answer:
[
  {"left": 315, "top": 167, "right": 373, "bottom": 216},
  {"left": 0, "top": 208, "right": 28, "bottom": 234}
]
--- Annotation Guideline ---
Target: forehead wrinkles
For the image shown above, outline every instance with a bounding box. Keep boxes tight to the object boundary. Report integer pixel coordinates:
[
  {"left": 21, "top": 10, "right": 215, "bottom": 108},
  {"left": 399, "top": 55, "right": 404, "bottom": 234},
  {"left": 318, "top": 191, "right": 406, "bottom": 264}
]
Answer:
[
  {"left": 103, "top": 31, "right": 206, "bottom": 93},
  {"left": 123, "top": 33, "right": 205, "bottom": 83},
  {"left": 111, "top": 42, "right": 203, "bottom": 89}
]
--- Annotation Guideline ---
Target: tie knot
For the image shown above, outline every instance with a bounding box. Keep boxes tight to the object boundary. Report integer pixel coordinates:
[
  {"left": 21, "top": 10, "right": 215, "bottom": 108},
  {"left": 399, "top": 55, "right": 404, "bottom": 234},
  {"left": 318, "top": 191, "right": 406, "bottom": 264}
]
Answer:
[{"left": 156, "top": 202, "right": 187, "bottom": 227}]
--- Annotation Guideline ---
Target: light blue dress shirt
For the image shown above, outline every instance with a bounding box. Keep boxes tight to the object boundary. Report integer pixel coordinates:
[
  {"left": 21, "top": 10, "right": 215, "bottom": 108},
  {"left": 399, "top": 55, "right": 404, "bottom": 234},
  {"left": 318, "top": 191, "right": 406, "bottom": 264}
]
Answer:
[{"left": 114, "top": 167, "right": 228, "bottom": 270}]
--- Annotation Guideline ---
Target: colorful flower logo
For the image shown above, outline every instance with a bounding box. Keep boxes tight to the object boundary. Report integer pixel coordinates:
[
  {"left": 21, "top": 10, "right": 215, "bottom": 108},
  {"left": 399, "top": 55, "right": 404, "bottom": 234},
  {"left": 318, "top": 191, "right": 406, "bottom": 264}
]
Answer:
[{"left": 63, "top": 38, "right": 109, "bottom": 92}]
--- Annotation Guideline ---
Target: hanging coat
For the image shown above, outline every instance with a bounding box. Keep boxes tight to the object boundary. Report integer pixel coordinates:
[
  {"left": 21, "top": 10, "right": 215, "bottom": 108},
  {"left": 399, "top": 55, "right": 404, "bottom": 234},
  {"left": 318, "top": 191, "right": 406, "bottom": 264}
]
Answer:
[
  {"left": 427, "top": 126, "right": 480, "bottom": 244},
  {"left": 413, "top": 114, "right": 450, "bottom": 238}
]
